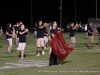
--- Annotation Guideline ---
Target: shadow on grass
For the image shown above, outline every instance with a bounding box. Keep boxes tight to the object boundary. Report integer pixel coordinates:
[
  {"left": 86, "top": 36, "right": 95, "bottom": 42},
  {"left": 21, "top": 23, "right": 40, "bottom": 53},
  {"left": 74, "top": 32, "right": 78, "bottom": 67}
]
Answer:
[
  {"left": 64, "top": 37, "right": 70, "bottom": 39},
  {"left": 58, "top": 60, "right": 72, "bottom": 65},
  {"left": 94, "top": 43, "right": 98, "bottom": 45},
  {"left": 91, "top": 65, "right": 100, "bottom": 67},
  {"left": 0, "top": 45, "right": 3, "bottom": 48},
  {"left": 34, "top": 50, "right": 49, "bottom": 53},
  {"left": 20, "top": 53, "right": 38, "bottom": 57},
  {"left": 76, "top": 43, "right": 87, "bottom": 45},
  {"left": 18, "top": 54, "right": 27, "bottom": 58},
  {"left": 76, "top": 43, "right": 98, "bottom": 48}
]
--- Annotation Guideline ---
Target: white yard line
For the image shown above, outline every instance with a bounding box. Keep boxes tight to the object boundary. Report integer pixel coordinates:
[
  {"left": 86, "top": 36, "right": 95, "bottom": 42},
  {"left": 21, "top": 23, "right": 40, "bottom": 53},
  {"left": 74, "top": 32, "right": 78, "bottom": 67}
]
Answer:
[{"left": 0, "top": 60, "right": 49, "bottom": 70}]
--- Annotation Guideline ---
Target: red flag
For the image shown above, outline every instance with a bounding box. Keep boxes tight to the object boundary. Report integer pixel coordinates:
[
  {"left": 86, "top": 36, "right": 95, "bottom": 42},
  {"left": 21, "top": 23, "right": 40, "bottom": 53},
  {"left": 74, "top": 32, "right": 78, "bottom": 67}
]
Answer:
[{"left": 50, "top": 30, "right": 73, "bottom": 61}]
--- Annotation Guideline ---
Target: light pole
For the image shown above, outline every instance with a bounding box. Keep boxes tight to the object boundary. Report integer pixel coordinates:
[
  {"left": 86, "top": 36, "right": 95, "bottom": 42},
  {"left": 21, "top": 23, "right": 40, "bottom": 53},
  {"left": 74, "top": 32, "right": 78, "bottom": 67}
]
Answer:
[
  {"left": 75, "top": 0, "right": 77, "bottom": 23},
  {"left": 60, "top": 0, "right": 62, "bottom": 28},
  {"left": 31, "top": 0, "right": 33, "bottom": 32},
  {"left": 96, "top": 0, "right": 98, "bottom": 20}
]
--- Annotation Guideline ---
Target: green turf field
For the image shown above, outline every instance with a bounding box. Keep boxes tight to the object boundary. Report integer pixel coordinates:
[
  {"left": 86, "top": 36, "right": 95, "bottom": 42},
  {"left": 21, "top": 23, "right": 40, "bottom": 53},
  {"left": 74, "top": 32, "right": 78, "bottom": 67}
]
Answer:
[{"left": 0, "top": 32, "right": 100, "bottom": 75}]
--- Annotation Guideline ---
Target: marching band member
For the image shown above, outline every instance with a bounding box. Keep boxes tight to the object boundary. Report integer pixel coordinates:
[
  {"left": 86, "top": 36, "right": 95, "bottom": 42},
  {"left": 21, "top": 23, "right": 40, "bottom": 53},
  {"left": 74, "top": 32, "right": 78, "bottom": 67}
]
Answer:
[
  {"left": 6, "top": 23, "right": 13, "bottom": 54},
  {"left": 33, "top": 23, "right": 37, "bottom": 39},
  {"left": 96, "top": 23, "right": 100, "bottom": 46},
  {"left": 18, "top": 24, "right": 28, "bottom": 60},
  {"left": 44, "top": 23, "right": 49, "bottom": 49},
  {"left": 49, "top": 21, "right": 59, "bottom": 66},
  {"left": 69, "top": 22, "right": 78, "bottom": 50},
  {"left": 36, "top": 20, "right": 46, "bottom": 56},
  {"left": 86, "top": 21, "right": 94, "bottom": 49},
  {"left": 0, "top": 26, "right": 3, "bottom": 36},
  {"left": 16, "top": 21, "right": 23, "bottom": 50}
]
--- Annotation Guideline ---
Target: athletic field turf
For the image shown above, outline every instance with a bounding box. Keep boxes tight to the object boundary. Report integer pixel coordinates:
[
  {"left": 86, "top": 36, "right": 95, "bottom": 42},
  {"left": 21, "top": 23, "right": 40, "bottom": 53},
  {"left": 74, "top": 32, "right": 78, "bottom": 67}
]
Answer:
[{"left": 0, "top": 32, "right": 100, "bottom": 75}]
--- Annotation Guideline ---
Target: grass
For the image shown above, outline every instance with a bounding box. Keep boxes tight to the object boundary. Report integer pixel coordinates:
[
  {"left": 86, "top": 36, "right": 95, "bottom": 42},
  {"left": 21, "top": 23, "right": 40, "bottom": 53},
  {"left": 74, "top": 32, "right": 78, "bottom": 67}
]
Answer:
[{"left": 0, "top": 32, "right": 100, "bottom": 75}]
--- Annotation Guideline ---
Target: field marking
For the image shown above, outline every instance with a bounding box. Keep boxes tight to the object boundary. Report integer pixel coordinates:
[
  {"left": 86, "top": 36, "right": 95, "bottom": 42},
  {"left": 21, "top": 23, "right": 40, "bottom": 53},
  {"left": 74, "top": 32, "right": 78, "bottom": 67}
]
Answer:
[
  {"left": 0, "top": 60, "right": 49, "bottom": 70},
  {"left": 38, "top": 70, "right": 100, "bottom": 73}
]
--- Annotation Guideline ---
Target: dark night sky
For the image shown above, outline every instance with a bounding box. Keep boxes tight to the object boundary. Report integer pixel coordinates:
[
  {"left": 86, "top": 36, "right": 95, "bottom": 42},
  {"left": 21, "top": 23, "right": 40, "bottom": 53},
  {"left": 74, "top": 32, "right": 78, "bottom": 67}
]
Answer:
[{"left": 0, "top": 0, "right": 100, "bottom": 28}]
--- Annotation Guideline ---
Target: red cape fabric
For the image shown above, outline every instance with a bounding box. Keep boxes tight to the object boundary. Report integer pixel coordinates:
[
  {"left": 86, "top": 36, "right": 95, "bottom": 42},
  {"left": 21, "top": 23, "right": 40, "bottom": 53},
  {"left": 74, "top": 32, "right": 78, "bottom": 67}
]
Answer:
[{"left": 50, "top": 30, "right": 73, "bottom": 61}]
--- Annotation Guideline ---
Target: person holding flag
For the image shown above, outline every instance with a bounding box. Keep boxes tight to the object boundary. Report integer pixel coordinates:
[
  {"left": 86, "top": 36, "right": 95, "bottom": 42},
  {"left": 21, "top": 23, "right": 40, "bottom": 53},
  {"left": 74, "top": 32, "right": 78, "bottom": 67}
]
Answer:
[
  {"left": 49, "top": 21, "right": 59, "bottom": 66},
  {"left": 49, "top": 21, "right": 73, "bottom": 66}
]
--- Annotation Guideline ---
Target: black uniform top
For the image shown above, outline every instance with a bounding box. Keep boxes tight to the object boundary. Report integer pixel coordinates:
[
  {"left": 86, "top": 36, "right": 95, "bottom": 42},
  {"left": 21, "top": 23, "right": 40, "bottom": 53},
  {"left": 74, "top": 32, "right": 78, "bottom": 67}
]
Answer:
[
  {"left": 18, "top": 29, "right": 28, "bottom": 43},
  {"left": 33, "top": 26, "right": 37, "bottom": 31},
  {"left": 87, "top": 26, "right": 93, "bottom": 36},
  {"left": 6, "top": 28, "right": 13, "bottom": 39},
  {"left": 37, "top": 26, "right": 45, "bottom": 38},
  {"left": 50, "top": 28, "right": 58, "bottom": 39},
  {"left": 69, "top": 27, "right": 76, "bottom": 37},
  {"left": 16, "top": 26, "right": 20, "bottom": 38},
  {"left": 15, "top": 26, "right": 19, "bottom": 33},
  {"left": 44, "top": 29, "right": 48, "bottom": 36},
  {"left": 96, "top": 27, "right": 100, "bottom": 35}
]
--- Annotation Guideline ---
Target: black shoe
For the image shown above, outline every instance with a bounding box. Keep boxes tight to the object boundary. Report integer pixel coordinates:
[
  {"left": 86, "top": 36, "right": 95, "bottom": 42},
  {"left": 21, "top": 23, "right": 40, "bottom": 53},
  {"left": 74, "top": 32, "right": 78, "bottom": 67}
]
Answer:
[
  {"left": 9, "top": 52, "right": 13, "bottom": 54},
  {"left": 49, "top": 63, "right": 58, "bottom": 66},
  {"left": 6, "top": 52, "right": 9, "bottom": 54},
  {"left": 86, "top": 45, "right": 90, "bottom": 48},
  {"left": 54, "top": 63, "right": 58, "bottom": 65},
  {"left": 49, "top": 63, "right": 54, "bottom": 66},
  {"left": 49, "top": 64, "right": 53, "bottom": 66}
]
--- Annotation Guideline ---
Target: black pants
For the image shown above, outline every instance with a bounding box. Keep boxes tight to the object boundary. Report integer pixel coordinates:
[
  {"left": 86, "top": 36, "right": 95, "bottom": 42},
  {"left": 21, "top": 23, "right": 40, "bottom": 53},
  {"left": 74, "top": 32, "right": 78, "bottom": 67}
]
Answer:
[{"left": 49, "top": 51, "right": 58, "bottom": 65}]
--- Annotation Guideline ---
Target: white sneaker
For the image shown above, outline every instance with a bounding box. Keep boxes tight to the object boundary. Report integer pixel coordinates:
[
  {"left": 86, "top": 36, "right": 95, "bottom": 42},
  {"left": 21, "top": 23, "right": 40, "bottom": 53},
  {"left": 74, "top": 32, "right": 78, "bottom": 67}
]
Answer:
[
  {"left": 42, "top": 50, "right": 45, "bottom": 55},
  {"left": 21, "top": 57, "right": 24, "bottom": 60},
  {"left": 37, "top": 53, "right": 40, "bottom": 56}
]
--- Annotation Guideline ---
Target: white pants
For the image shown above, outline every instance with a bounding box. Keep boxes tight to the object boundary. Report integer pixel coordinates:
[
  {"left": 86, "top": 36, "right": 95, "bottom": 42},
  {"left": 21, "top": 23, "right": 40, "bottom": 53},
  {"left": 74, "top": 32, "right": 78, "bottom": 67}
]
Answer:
[
  {"left": 18, "top": 43, "right": 26, "bottom": 50},
  {"left": 6, "top": 38, "right": 12, "bottom": 46},
  {"left": 44, "top": 36, "right": 48, "bottom": 44}
]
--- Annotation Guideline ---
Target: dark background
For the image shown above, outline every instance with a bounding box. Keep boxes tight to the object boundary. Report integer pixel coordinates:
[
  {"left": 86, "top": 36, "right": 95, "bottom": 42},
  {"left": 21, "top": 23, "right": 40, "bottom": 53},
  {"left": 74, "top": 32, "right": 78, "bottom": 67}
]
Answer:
[{"left": 0, "top": 0, "right": 100, "bottom": 29}]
